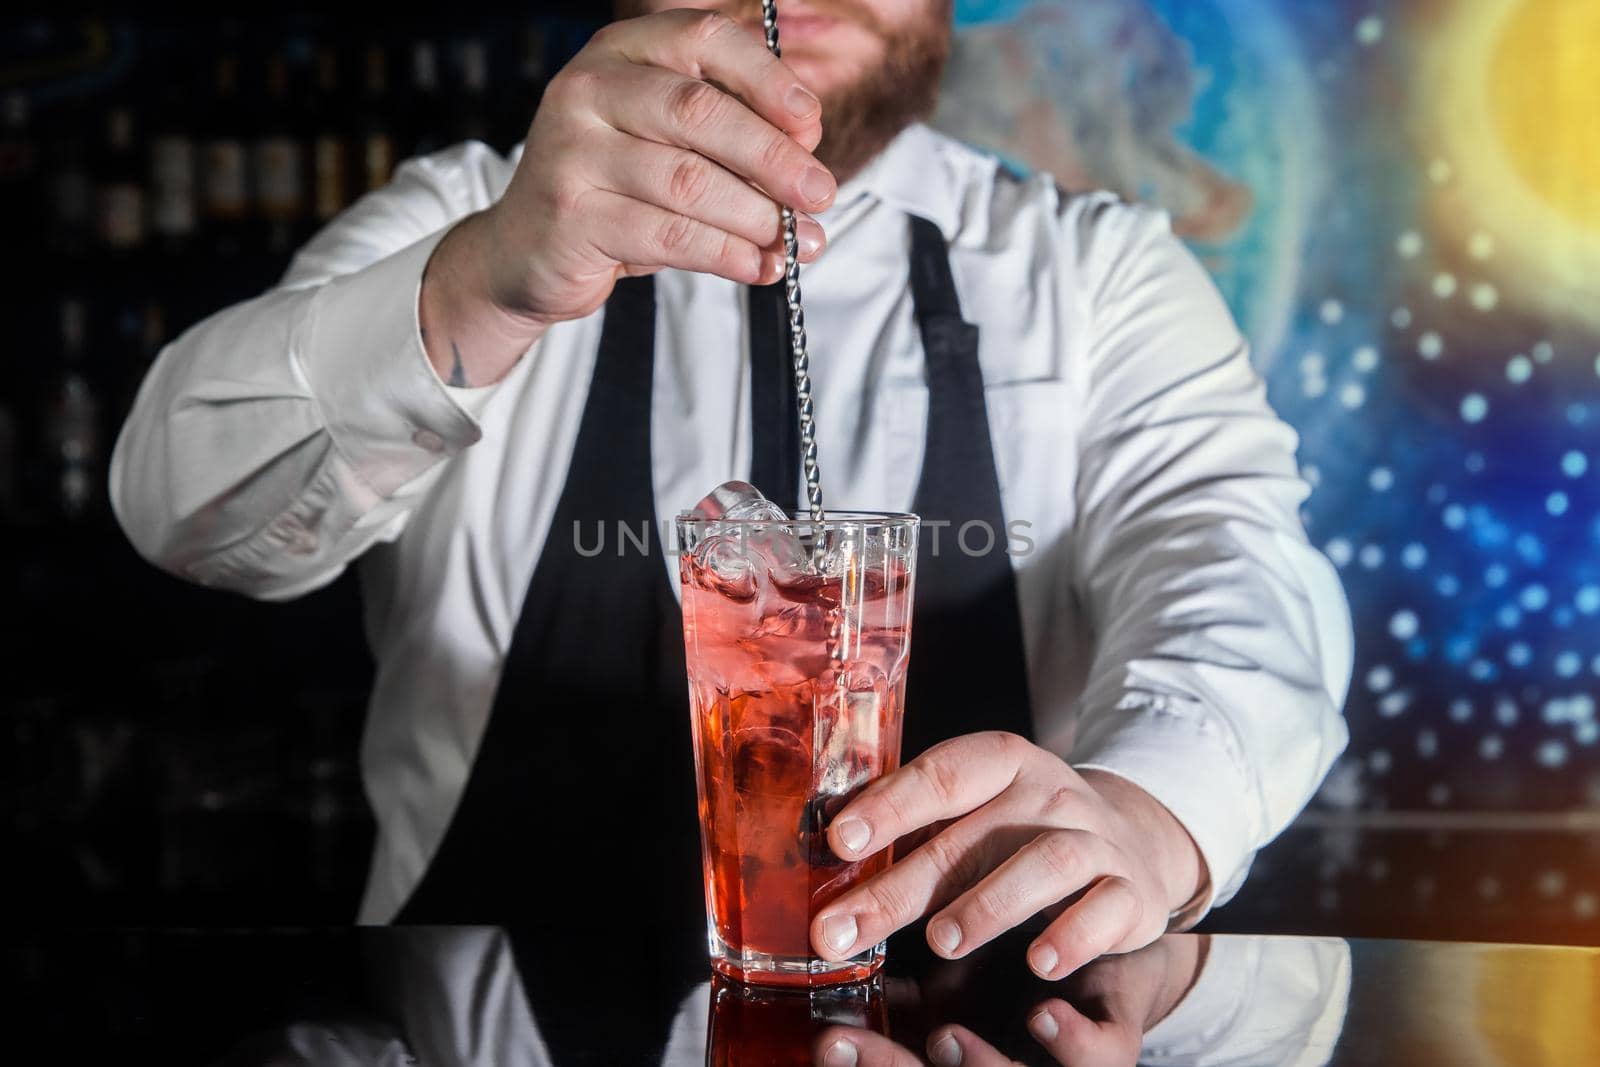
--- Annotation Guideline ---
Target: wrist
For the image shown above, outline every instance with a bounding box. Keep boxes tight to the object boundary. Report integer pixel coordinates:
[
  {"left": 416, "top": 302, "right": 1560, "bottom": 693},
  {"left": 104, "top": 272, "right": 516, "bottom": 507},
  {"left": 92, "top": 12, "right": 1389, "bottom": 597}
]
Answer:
[
  {"left": 1077, "top": 768, "right": 1207, "bottom": 916},
  {"left": 419, "top": 210, "right": 547, "bottom": 387}
]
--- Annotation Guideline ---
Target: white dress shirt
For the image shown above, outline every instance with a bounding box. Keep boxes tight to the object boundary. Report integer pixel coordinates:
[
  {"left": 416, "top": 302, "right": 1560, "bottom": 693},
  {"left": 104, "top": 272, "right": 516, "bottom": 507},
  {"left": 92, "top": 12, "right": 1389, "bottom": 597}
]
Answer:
[{"left": 111, "top": 123, "right": 1353, "bottom": 924}]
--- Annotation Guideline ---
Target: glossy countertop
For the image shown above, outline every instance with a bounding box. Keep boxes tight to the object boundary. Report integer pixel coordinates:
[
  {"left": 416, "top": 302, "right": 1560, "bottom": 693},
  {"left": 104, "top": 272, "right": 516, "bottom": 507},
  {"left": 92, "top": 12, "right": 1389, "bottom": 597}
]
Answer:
[{"left": 9, "top": 923, "right": 1599, "bottom": 1064}]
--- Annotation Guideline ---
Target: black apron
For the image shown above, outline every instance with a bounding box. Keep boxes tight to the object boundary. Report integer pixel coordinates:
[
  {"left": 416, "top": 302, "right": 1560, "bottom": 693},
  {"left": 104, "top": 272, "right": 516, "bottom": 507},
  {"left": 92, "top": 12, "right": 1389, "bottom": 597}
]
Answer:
[{"left": 396, "top": 215, "right": 1033, "bottom": 1060}]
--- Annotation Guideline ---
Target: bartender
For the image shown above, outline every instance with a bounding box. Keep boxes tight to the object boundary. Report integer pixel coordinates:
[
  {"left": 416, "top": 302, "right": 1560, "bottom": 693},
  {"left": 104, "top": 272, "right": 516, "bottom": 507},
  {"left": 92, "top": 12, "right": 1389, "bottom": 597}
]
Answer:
[{"left": 111, "top": 0, "right": 1351, "bottom": 993}]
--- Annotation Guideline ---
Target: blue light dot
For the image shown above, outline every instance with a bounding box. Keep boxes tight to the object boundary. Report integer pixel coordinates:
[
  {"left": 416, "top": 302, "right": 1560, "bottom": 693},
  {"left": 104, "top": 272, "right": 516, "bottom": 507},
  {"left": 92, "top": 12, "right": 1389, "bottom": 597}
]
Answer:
[
  {"left": 1479, "top": 734, "right": 1503, "bottom": 759},
  {"left": 1417, "top": 729, "right": 1438, "bottom": 758},
  {"left": 1367, "top": 665, "right": 1394, "bottom": 691},
  {"left": 1427, "top": 484, "right": 1448, "bottom": 504},
  {"left": 1506, "top": 355, "right": 1533, "bottom": 383},
  {"left": 1486, "top": 564, "right": 1509, "bottom": 588},
  {"left": 1379, "top": 691, "right": 1411, "bottom": 717},
  {"left": 1496, "top": 697, "right": 1520, "bottom": 724},
  {"left": 1497, "top": 605, "right": 1522, "bottom": 629},
  {"left": 1406, "top": 637, "right": 1429, "bottom": 660},
  {"left": 1516, "top": 534, "right": 1545, "bottom": 565},
  {"left": 1578, "top": 722, "right": 1599, "bottom": 745},
  {"left": 1547, "top": 492, "right": 1570, "bottom": 516},
  {"left": 1533, "top": 340, "right": 1555, "bottom": 363},
  {"left": 1325, "top": 538, "right": 1353, "bottom": 566},
  {"left": 1562, "top": 451, "right": 1589, "bottom": 478},
  {"left": 1460, "top": 394, "right": 1488, "bottom": 423},
  {"left": 1389, "top": 610, "right": 1419, "bottom": 640},
  {"left": 1465, "top": 452, "right": 1486, "bottom": 474},
  {"left": 1520, "top": 584, "right": 1550, "bottom": 611},
  {"left": 1402, "top": 543, "right": 1428, "bottom": 569},
  {"left": 1438, "top": 575, "right": 1461, "bottom": 596},
  {"left": 1578, "top": 586, "right": 1600, "bottom": 614},
  {"left": 1556, "top": 651, "right": 1582, "bottom": 678},
  {"left": 1568, "top": 403, "right": 1588, "bottom": 425},
  {"left": 1443, "top": 505, "right": 1467, "bottom": 530},
  {"left": 1370, "top": 467, "right": 1394, "bottom": 491},
  {"left": 1359, "top": 544, "right": 1385, "bottom": 569},
  {"left": 1449, "top": 698, "right": 1473, "bottom": 722},
  {"left": 1507, "top": 643, "right": 1533, "bottom": 667},
  {"left": 1537, "top": 740, "right": 1568, "bottom": 767},
  {"left": 1554, "top": 607, "right": 1574, "bottom": 628},
  {"left": 1470, "top": 659, "right": 1497, "bottom": 681}
]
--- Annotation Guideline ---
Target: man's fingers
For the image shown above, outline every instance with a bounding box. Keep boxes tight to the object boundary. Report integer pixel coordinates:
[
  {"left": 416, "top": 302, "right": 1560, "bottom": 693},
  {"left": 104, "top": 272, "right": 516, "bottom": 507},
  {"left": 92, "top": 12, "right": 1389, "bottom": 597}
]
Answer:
[
  {"left": 811, "top": 1025, "right": 921, "bottom": 1067},
  {"left": 603, "top": 8, "right": 824, "bottom": 144},
  {"left": 923, "top": 1024, "right": 1019, "bottom": 1067},
  {"left": 1027, "top": 999, "right": 1144, "bottom": 1067},
  {"left": 828, "top": 732, "right": 1032, "bottom": 864},
  {"left": 1028, "top": 876, "right": 1145, "bottom": 981},
  {"left": 926, "top": 829, "right": 1106, "bottom": 960},
  {"left": 592, "top": 59, "right": 836, "bottom": 214},
  {"left": 586, "top": 190, "right": 769, "bottom": 285},
  {"left": 587, "top": 127, "right": 825, "bottom": 259}
]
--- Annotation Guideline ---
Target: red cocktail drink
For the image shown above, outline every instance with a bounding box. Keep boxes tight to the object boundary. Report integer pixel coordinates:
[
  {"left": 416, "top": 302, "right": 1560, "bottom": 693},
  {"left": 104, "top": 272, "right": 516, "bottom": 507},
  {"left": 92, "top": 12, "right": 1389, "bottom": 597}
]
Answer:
[{"left": 678, "top": 503, "right": 918, "bottom": 987}]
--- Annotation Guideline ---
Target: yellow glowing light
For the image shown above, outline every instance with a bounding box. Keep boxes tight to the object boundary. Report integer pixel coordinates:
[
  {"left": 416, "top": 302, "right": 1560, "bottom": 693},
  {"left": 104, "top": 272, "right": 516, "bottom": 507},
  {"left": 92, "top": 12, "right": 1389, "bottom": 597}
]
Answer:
[
  {"left": 1420, "top": 0, "right": 1600, "bottom": 329},
  {"left": 1488, "top": 0, "right": 1600, "bottom": 230}
]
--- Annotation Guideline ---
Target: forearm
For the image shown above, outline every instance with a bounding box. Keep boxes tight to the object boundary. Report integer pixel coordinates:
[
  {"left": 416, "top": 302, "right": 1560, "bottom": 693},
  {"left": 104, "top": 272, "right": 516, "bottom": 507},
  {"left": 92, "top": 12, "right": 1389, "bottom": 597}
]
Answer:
[
  {"left": 112, "top": 233, "right": 482, "bottom": 598},
  {"left": 418, "top": 209, "right": 548, "bottom": 388}
]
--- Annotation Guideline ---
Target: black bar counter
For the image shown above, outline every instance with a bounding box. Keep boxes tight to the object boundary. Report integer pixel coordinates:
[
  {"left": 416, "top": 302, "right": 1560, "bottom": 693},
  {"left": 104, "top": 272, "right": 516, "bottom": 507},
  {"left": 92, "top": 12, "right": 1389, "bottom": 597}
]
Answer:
[{"left": 9, "top": 922, "right": 1600, "bottom": 1064}]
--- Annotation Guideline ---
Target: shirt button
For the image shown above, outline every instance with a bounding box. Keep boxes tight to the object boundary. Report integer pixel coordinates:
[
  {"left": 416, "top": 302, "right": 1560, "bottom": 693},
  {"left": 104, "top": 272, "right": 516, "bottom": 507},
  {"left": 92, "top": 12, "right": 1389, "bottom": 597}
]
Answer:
[{"left": 412, "top": 428, "right": 446, "bottom": 454}]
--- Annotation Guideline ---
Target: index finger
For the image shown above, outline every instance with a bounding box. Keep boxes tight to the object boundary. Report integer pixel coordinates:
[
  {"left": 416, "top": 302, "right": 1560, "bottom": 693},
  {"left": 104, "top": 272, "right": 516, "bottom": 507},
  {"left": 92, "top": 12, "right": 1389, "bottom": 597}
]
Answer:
[
  {"left": 603, "top": 9, "right": 824, "bottom": 148},
  {"left": 828, "top": 732, "right": 1031, "bottom": 863}
]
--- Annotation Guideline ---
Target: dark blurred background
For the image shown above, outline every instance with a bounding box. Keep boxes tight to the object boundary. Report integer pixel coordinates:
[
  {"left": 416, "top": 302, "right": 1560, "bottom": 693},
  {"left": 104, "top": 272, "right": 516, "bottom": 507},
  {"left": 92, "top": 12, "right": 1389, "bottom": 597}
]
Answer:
[
  {"left": 5, "top": 9, "right": 604, "bottom": 924},
  {"left": 6, "top": 3, "right": 1600, "bottom": 945}
]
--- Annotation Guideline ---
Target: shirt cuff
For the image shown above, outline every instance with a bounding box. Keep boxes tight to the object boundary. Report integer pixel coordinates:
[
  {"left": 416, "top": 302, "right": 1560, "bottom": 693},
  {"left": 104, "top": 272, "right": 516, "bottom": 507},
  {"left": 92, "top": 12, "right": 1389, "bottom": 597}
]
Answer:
[
  {"left": 298, "top": 228, "right": 484, "bottom": 498},
  {"left": 1070, "top": 698, "right": 1257, "bottom": 925}
]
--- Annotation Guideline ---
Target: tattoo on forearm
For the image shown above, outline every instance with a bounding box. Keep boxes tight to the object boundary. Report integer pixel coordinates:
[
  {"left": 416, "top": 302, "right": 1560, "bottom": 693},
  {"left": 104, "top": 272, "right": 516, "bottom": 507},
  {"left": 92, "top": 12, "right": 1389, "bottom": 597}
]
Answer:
[{"left": 448, "top": 340, "right": 469, "bottom": 387}]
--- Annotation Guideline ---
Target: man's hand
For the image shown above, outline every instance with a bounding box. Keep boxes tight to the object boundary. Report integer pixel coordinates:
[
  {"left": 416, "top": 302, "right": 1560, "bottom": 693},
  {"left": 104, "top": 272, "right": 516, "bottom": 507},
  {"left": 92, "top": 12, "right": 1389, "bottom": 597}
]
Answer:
[
  {"left": 809, "top": 732, "right": 1207, "bottom": 980},
  {"left": 812, "top": 935, "right": 1210, "bottom": 1067},
  {"left": 420, "top": 9, "right": 834, "bottom": 387}
]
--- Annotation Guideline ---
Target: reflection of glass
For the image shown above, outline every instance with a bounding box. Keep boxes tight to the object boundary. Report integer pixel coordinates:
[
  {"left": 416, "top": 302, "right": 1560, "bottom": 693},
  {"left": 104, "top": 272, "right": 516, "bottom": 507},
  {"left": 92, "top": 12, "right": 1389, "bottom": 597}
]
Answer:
[
  {"left": 677, "top": 512, "right": 918, "bottom": 987},
  {"left": 705, "top": 973, "right": 887, "bottom": 1066}
]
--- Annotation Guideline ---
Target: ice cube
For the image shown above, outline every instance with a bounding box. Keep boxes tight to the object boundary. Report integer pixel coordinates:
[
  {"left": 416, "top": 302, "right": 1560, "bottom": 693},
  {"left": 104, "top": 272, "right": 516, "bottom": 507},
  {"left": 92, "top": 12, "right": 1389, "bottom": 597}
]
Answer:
[
  {"left": 690, "top": 481, "right": 811, "bottom": 591},
  {"left": 692, "top": 480, "right": 788, "bottom": 522}
]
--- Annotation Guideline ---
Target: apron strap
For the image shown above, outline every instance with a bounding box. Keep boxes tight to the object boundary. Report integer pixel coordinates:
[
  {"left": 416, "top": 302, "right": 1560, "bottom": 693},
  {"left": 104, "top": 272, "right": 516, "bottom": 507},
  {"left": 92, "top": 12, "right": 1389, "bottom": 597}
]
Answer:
[{"left": 903, "top": 214, "right": 1036, "bottom": 757}]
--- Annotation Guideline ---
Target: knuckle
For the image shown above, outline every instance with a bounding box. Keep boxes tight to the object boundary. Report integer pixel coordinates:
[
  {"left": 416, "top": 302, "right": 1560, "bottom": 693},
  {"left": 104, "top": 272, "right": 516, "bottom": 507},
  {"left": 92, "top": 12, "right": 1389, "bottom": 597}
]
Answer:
[
  {"left": 756, "top": 130, "right": 794, "bottom": 174},
  {"left": 546, "top": 68, "right": 598, "bottom": 111},
  {"left": 654, "top": 213, "right": 697, "bottom": 257},
  {"left": 715, "top": 233, "right": 748, "bottom": 273},
  {"left": 1033, "top": 829, "right": 1085, "bottom": 884},
  {"left": 1038, "top": 785, "right": 1083, "bottom": 823},
  {"left": 666, "top": 155, "right": 711, "bottom": 208},
  {"left": 863, "top": 877, "right": 917, "bottom": 925},
  {"left": 667, "top": 79, "right": 726, "bottom": 134},
  {"left": 681, "top": 8, "right": 736, "bottom": 44},
  {"left": 969, "top": 880, "right": 1024, "bottom": 926},
  {"left": 923, "top": 833, "right": 984, "bottom": 890}
]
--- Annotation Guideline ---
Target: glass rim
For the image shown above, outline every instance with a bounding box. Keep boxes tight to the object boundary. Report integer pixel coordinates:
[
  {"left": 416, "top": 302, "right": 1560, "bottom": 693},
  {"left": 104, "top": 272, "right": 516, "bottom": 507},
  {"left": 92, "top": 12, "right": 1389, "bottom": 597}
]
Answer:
[{"left": 675, "top": 509, "right": 920, "bottom": 530}]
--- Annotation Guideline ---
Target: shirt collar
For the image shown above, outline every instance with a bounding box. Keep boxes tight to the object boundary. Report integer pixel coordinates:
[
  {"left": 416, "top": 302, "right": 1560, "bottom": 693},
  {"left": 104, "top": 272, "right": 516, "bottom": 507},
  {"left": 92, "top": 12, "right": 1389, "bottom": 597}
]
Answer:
[{"left": 822, "top": 122, "right": 971, "bottom": 242}]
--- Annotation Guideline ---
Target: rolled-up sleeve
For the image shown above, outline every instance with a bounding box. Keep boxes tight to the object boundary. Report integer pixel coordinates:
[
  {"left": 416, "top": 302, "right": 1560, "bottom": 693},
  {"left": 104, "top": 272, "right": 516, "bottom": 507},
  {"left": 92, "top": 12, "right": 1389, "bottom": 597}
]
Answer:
[
  {"left": 110, "top": 141, "right": 514, "bottom": 600},
  {"left": 1061, "top": 197, "right": 1353, "bottom": 920}
]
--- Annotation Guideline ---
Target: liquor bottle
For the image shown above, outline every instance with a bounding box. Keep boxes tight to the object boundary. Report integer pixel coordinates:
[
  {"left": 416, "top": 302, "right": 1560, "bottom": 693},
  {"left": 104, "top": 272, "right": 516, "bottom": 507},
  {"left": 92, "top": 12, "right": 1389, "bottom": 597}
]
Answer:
[
  {"left": 47, "top": 298, "right": 102, "bottom": 521},
  {"left": 450, "top": 38, "right": 493, "bottom": 146},
  {"left": 96, "top": 106, "right": 147, "bottom": 251},
  {"left": 406, "top": 39, "right": 445, "bottom": 158},
  {"left": 253, "top": 52, "right": 307, "bottom": 253},
  {"left": 148, "top": 75, "right": 198, "bottom": 251},
  {"left": 357, "top": 44, "right": 396, "bottom": 193},
  {"left": 200, "top": 55, "right": 250, "bottom": 253},
  {"left": 310, "top": 46, "right": 350, "bottom": 222}
]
